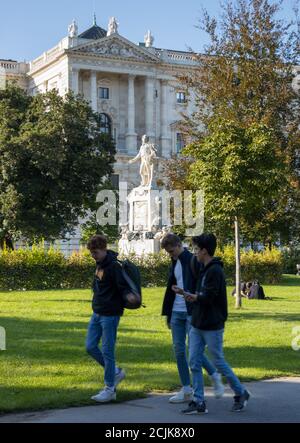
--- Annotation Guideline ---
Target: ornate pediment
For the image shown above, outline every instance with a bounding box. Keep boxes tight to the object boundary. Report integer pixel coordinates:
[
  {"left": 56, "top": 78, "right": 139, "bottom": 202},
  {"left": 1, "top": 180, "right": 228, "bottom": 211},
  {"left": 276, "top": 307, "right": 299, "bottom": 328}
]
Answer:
[{"left": 69, "top": 34, "right": 160, "bottom": 63}]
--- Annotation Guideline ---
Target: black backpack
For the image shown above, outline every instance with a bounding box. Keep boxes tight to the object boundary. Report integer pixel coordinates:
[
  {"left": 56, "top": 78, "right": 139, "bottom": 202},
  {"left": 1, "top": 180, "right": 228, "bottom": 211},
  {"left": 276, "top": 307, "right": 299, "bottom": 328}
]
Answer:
[
  {"left": 258, "top": 284, "right": 266, "bottom": 300},
  {"left": 117, "top": 259, "right": 143, "bottom": 309}
]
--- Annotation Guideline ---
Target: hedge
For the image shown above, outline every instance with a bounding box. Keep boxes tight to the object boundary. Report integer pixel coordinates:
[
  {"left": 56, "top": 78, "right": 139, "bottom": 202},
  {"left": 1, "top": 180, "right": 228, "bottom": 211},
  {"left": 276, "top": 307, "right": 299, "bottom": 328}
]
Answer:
[
  {"left": 0, "top": 244, "right": 283, "bottom": 291},
  {"left": 216, "top": 246, "right": 283, "bottom": 285},
  {"left": 281, "top": 248, "right": 300, "bottom": 275}
]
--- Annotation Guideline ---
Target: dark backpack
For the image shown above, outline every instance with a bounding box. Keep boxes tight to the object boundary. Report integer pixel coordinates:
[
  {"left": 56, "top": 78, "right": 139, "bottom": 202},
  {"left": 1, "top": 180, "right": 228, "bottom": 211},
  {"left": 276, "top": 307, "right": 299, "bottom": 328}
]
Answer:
[
  {"left": 258, "top": 284, "right": 266, "bottom": 300},
  {"left": 117, "top": 259, "right": 143, "bottom": 309}
]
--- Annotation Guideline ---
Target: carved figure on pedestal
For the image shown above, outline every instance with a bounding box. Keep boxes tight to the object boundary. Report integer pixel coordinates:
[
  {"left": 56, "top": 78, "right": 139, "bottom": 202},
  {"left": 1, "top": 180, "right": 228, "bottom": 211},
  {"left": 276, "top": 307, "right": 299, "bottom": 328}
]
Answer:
[
  {"left": 68, "top": 20, "right": 78, "bottom": 38},
  {"left": 107, "top": 17, "right": 119, "bottom": 36},
  {"left": 129, "top": 135, "right": 157, "bottom": 188}
]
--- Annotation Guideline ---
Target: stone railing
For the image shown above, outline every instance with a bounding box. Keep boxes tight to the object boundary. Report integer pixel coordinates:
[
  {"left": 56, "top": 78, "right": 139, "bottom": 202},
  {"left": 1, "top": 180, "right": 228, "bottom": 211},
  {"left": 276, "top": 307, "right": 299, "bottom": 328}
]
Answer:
[
  {"left": 155, "top": 49, "right": 199, "bottom": 66},
  {"left": 0, "top": 61, "right": 18, "bottom": 71},
  {"left": 0, "top": 60, "right": 29, "bottom": 74},
  {"left": 30, "top": 44, "right": 63, "bottom": 71}
]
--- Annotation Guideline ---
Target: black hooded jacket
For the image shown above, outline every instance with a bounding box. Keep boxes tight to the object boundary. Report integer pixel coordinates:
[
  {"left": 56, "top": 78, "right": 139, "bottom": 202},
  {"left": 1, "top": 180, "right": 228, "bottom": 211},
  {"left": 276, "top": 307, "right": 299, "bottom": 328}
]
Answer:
[
  {"left": 92, "top": 250, "right": 131, "bottom": 316},
  {"left": 191, "top": 258, "right": 228, "bottom": 331},
  {"left": 162, "top": 248, "right": 202, "bottom": 322}
]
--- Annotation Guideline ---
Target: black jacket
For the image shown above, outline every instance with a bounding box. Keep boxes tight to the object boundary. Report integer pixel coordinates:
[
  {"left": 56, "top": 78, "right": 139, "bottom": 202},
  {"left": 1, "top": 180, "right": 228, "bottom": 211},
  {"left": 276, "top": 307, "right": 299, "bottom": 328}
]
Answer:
[
  {"left": 191, "top": 258, "right": 228, "bottom": 331},
  {"left": 162, "top": 248, "right": 201, "bottom": 322},
  {"left": 92, "top": 250, "right": 131, "bottom": 316}
]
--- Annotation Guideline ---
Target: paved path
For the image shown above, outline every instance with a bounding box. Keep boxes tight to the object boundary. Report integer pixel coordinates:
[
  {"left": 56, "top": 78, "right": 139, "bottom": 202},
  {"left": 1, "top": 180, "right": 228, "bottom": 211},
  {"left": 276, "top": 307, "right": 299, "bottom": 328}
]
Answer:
[{"left": 0, "top": 378, "right": 299, "bottom": 423}]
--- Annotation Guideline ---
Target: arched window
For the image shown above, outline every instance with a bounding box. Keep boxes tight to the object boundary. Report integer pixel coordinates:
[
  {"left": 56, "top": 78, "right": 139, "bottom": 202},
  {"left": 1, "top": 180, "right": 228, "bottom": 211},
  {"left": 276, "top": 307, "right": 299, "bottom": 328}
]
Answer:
[
  {"left": 176, "top": 132, "right": 185, "bottom": 153},
  {"left": 99, "top": 113, "right": 112, "bottom": 136}
]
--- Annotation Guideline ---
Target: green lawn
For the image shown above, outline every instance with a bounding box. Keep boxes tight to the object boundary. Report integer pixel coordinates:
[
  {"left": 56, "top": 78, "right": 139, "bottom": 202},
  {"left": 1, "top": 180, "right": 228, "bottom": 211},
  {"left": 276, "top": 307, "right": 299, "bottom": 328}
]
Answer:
[{"left": 0, "top": 275, "right": 299, "bottom": 414}]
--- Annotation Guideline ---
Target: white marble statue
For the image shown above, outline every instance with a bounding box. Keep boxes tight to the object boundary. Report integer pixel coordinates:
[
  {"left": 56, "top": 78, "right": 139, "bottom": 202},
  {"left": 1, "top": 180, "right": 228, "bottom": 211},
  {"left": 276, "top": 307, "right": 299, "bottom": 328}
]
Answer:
[
  {"left": 68, "top": 19, "right": 78, "bottom": 38},
  {"left": 107, "top": 17, "right": 119, "bottom": 36},
  {"left": 129, "top": 135, "right": 157, "bottom": 188},
  {"left": 144, "top": 30, "right": 154, "bottom": 48}
]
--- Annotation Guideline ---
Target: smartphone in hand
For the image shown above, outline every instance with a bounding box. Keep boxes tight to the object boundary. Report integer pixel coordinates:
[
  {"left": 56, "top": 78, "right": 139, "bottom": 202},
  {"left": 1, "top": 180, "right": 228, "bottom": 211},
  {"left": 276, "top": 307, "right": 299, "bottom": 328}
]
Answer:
[{"left": 172, "top": 285, "right": 184, "bottom": 295}]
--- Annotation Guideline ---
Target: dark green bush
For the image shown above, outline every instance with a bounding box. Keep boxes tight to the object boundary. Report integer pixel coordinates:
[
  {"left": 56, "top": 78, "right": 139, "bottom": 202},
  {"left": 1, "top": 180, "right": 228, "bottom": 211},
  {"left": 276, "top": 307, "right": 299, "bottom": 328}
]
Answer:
[{"left": 281, "top": 248, "right": 300, "bottom": 275}]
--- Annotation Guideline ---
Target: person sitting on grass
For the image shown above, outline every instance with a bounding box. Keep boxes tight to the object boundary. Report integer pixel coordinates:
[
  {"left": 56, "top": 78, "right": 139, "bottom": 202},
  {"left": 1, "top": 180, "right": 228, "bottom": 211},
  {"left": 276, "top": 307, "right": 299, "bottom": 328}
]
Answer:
[
  {"left": 161, "top": 233, "right": 224, "bottom": 404},
  {"left": 232, "top": 281, "right": 252, "bottom": 298},
  {"left": 86, "top": 234, "right": 135, "bottom": 403},
  {"left": 172, "top": 233, "right": 250, "bottom": 415},
  {"left": 247, "top": 280, "right": 267, "bottom": 300}
]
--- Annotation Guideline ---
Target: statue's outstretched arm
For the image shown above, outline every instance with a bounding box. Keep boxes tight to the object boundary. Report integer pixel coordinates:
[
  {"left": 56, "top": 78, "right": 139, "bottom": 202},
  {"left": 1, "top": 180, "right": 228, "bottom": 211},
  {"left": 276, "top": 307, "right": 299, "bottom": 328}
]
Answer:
[{"left": 129, "top": 151, "right": 141, "bottom": 164}]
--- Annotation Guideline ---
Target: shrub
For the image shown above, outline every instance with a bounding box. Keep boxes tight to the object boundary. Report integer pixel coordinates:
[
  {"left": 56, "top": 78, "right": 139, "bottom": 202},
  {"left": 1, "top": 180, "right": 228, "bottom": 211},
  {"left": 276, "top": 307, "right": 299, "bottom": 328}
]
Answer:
[
  {"left": 216, "top": 246, "right": 283, "bottom": 284},
  {"left": 281, "top": 247, "right": 300, "bottom": 275},
  {"left": 0, "top": 244, "right": 283, "bottom": 291}
]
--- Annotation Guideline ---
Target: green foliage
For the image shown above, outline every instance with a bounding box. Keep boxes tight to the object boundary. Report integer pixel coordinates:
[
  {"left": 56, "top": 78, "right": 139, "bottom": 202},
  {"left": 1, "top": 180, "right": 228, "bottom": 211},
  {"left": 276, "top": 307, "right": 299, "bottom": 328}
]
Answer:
[
  {"left": 0, "top": 85, "right": 116, "bottom": 246},
  {"left": 172, "top": 0, "right": 300, "bottom": 245},
  {"left": 282, "top": 247, "right": 300, "bottom": 274},
  {"left": 216, "top": 245, "right": 283, "bottom": 284},
  {"left": 0, "top": 244, "right": 283, "bottom": 290},
  {"left": 184, "top": 119, "right": 286, "bottom": 228}
]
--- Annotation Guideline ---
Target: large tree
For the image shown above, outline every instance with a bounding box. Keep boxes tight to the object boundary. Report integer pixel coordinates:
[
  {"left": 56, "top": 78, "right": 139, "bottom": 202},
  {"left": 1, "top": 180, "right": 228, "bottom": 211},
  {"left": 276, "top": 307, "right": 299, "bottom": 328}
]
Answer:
[
  {"left": 0, "top": 85, "right": 116, "bottom": 247},
  {"left": 166, "top": 0, "right": 300, "bottom": 307}
]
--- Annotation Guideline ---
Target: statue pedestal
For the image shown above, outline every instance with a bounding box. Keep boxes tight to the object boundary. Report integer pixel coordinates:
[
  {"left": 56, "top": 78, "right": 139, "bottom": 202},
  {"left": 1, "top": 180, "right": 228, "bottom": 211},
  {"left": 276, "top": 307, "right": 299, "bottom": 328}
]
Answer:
[
  {"left": 119, "top": 238, "right": 161, "bottom": 256},
  {"left": 127, "top": 186, "right": 160, "bottom": 232},
  {"left": 118, "top": 185, "right": 166, "bottom": 257}
]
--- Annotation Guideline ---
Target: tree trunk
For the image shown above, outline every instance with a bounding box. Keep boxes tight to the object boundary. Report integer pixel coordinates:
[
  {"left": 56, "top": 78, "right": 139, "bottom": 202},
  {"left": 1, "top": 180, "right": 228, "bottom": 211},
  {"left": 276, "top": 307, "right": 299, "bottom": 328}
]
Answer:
[{"left": 235, "top": 216, "right": 242, "bottom": 309}]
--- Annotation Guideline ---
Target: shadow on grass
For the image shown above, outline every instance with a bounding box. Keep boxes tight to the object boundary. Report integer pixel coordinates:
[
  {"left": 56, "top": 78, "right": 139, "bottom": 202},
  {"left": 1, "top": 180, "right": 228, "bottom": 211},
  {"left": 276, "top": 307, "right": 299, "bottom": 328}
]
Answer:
[
  {"left": 1, "top": 313, "right": 299, "bottom": 414},
  {"left": 229, "top": 311, "right": 300, "bottom": 322},
  {"left": 1, "top": 315, "right": 299, "bottom": 368}
]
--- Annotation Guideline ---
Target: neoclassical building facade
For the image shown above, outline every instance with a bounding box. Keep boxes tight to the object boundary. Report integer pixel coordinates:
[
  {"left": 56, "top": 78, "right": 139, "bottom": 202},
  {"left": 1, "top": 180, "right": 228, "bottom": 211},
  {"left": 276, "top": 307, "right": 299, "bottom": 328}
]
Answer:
[
  {"left": 1, "top": 17, "right": 198, "bottom": 189},
  {"left": 2, "top": 18, "right": 300, "bottom": 252}
]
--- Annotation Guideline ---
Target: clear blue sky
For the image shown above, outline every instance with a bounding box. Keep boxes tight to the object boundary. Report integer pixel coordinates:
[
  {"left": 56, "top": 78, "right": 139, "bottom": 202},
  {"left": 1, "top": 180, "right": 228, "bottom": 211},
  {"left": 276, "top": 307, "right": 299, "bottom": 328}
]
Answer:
[{"left": 0, "top": 0, "right": 297, "bottom": 62}]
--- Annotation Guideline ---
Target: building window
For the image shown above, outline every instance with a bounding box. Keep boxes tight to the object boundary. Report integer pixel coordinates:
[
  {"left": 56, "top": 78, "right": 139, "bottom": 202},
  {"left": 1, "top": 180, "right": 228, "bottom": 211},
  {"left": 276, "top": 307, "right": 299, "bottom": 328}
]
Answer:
[
  {"left": 99, "top": 113, "right": 112, "bottom": 136},
  {"left": 99, "top": 87, "right": 109, "bottom": 99},
  {"left": 176, "top": 91, "right": 187, "bottom": 104},
  {"left": 176, "top": 133, "right": 185, "bottom": 153},
  {"left": 110, "top": 174, "right": 119, "bottom": 190}
]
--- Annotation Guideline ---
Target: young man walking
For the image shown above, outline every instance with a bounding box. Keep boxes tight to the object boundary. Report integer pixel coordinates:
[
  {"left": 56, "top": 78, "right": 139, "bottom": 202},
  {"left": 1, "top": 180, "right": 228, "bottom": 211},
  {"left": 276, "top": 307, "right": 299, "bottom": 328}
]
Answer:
[
  {"left": 86, "top": 234, "right": 133, "bottom": 403},
  {"left": 172, "top": 233, "right": 250, "bottom": 414},
  {"left": 161, "top": 233, "right": 224, "bottom": 404}
]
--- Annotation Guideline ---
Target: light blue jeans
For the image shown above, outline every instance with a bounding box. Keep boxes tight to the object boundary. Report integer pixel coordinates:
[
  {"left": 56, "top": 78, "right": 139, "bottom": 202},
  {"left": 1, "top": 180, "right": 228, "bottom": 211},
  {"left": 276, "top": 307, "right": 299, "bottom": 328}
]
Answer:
[
  {"left": 170, "top": 311, "right": 216, "bottom": 388},
  {"left": 189, "top": 326, "right": 245, "bottom": 402},
  {"left": 86, "top": 313, "right": 120, "bottom": 388}
]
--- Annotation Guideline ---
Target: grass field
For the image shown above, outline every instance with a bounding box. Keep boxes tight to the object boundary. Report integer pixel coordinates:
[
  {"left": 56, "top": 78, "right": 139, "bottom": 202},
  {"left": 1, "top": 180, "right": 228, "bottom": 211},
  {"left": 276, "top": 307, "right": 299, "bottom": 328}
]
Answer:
[{"left": 0, "top": 275, "right": 299, "bottom": 414}]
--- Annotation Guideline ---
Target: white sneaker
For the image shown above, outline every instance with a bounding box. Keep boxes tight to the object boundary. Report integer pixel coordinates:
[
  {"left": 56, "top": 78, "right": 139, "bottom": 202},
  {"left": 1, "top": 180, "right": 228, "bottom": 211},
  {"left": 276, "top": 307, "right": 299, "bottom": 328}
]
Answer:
[
  {"left": 91, "top": 387, "right": 116, "bottom": 403},
  {"left": 210, "top": 372, "right": 225, "bottom": 398},
  {"left": 169, "top": 388, "right": 193, "bottom": 404},
  {"left": 114, "top": 369, "right": 126, "bottom": 388}
]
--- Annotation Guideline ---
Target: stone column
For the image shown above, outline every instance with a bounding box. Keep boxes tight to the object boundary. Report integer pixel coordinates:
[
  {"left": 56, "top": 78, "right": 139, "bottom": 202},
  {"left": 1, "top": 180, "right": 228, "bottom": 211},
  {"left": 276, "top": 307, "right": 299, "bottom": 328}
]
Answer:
[
  {"left": 160, "top": 80, "right": 171, "bottom": 158},
  {"left": 90, "top": 71, "right": 98, "bottom": 112},
  {"left": 71, "top": 67, "right": 79, "bottom": 95},
  {"left": 145, "top": 76, "right": 155, "bottom": 142},
  {"left": 126, "top": 74, "right": 137, "bottom": 155}
]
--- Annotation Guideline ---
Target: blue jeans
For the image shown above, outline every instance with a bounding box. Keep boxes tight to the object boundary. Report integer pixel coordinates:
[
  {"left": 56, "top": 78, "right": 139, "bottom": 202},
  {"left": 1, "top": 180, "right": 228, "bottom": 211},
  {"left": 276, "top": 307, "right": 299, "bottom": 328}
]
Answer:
[
  {"left": 170, "top": 311, "right": 216, "bottom": 388},
  {"left": 189, "top": 326, "right": 245, "bottom": 402},
  {"left": 86, "top": 313, "right": 120, "bottom": 388}
]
